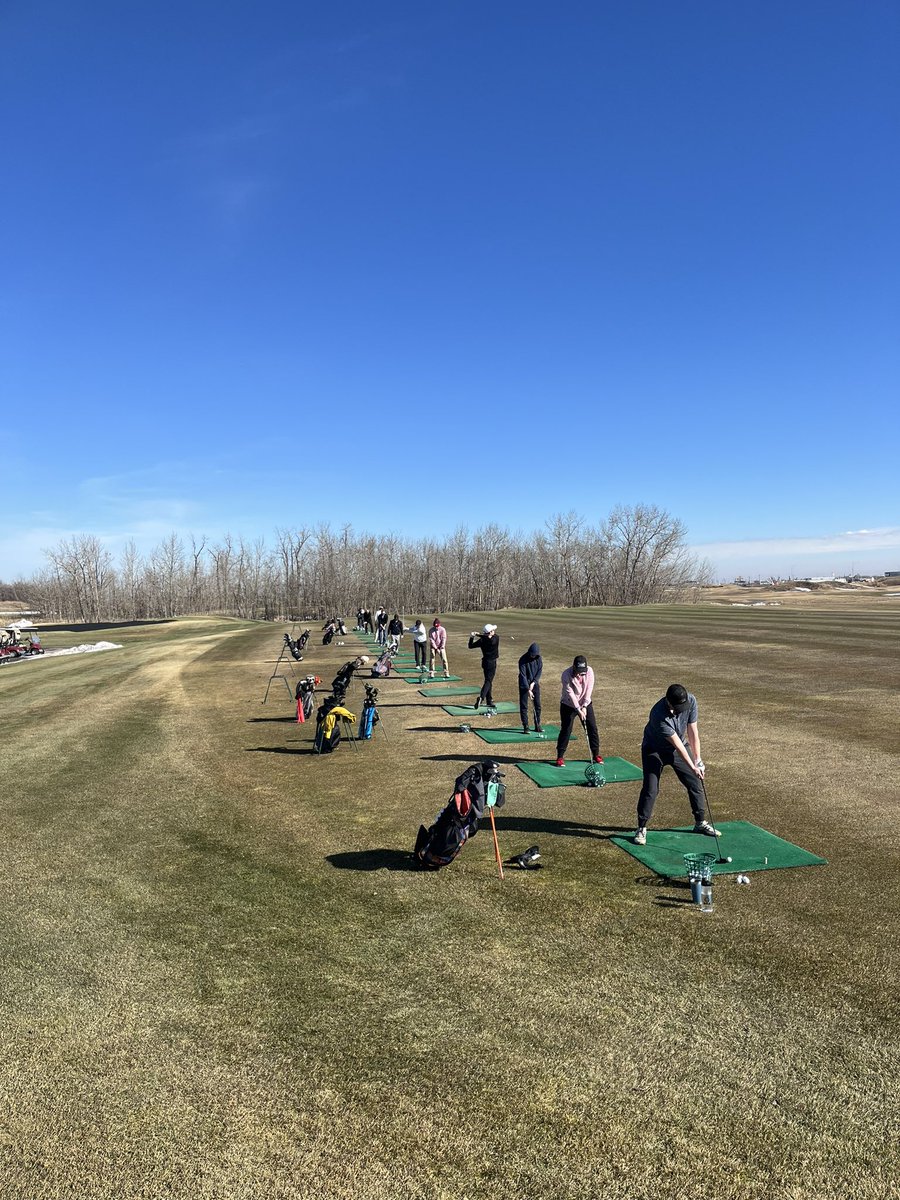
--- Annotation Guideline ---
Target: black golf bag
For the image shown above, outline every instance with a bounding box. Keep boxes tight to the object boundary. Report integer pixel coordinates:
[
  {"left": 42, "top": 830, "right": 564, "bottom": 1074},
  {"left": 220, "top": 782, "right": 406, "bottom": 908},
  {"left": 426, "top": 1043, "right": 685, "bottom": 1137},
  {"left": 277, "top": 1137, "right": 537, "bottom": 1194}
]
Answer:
[
  {"left": 330, "top": 656, "right": 367, "bottom": 702},
  {"left": 413, "top": 760, "right": 504, "bottom": 870},
  {"left": 297, "top": 629, "right": 311, "bottom": 651},
  {"left": 284, "top": 632, "right": 304, "bottom": 662},
  {"left": 322, "top": 620, "right": 336, "bottom": 646},
  {"left": 337, "top": 620, "right": 348, "bottom": 636}
]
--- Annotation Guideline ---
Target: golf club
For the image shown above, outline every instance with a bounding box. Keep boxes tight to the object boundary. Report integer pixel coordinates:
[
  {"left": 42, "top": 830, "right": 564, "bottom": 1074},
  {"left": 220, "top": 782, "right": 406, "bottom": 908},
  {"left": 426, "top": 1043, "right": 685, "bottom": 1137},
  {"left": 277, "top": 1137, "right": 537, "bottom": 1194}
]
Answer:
[{"left": 699, "top": 776, "right": 727, "bottom": 863}]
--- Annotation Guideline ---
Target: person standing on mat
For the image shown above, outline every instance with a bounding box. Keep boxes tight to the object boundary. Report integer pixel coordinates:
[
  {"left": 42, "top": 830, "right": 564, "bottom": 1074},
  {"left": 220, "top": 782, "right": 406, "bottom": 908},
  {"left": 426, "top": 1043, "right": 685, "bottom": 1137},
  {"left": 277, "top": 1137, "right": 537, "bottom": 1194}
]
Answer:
[
  {"left": 518, "top": 642, "right": 543, "bottom": 734},
  {"left": 387, "top": 613, "right": 404, "bottom": 651},
  {"left": 555, "top": 655, "right": 603, "bottom": 767},
  {"left": 411, "top": 618, "right": 428, "bottom": 667},
  {"left": 468, "top": 623, "right": 499, "bottom": 709},
  {"left": 375, "top": 607, "right": 388, "bottom": 646},
  {"left": 632, "top": 683, "right": 718, "bottom": 845},
  {"left": 428, "top": 618, "right": 449, "bottom": 677}
]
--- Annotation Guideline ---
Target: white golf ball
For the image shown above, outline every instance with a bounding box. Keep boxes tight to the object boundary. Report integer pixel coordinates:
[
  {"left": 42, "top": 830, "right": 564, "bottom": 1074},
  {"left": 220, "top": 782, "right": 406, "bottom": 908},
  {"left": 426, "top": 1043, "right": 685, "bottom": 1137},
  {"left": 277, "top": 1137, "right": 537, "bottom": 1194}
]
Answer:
[{"left": 724, "top": 856, "right": 733, "bottom": 863}]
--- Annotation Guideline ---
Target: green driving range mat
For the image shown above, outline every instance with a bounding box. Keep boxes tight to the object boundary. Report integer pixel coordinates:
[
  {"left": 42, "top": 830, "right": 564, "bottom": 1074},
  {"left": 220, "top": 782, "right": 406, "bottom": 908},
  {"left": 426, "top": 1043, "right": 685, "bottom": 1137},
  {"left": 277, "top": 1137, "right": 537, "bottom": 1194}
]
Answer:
[
  {"left": 441, "top": 700, "right": 520, "bottom": 713},
  {"left": 611, "top": 820, "right": 827, "bottom": 876},
  {"left": 473, "top": 725, "right": 569, "bottom": 745},
  {"left": 402, "top": 674, "right": 462, "bottom": 684},
  {"left": 417, "top": 686, "right": 479, "bottom": 697},
  {"left": 516, "top": 757, "right": 642, "bottom": 787}
]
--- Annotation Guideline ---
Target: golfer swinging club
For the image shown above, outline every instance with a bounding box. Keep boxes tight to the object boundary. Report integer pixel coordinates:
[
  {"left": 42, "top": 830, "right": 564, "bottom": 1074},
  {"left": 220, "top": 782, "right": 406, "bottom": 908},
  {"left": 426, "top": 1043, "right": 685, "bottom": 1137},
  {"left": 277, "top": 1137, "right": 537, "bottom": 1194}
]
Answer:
[{"left": 632, "top": 683, "right": 718, "bottom": 845}]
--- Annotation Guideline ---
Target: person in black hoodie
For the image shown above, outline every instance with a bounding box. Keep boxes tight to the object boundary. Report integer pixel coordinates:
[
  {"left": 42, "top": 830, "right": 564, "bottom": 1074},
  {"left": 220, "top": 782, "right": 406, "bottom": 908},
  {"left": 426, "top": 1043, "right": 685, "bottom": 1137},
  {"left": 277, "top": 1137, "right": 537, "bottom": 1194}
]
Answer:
[
  {"left": 518, "top": 642, "right": 543, "bottom": 733},
  {"left": 468, "top": 623, "right": 499, "bottom": 708}
]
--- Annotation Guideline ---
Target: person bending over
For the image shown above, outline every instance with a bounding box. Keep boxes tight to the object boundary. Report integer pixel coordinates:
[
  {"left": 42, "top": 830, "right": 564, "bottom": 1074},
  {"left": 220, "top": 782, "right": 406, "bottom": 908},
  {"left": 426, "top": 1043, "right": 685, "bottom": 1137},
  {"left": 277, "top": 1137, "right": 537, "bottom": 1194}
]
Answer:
[
  {"left": 429, "top": 619, "right": 449, "bottom": 677},
  {"left": 518, "top": 642, "right": 543, "bottom": 734},
  {"left": 632, "top": 683, "right": 718, "bottom": 845},
  {"left": 555, "top": 655, "right": 603, "bottom": 767}
]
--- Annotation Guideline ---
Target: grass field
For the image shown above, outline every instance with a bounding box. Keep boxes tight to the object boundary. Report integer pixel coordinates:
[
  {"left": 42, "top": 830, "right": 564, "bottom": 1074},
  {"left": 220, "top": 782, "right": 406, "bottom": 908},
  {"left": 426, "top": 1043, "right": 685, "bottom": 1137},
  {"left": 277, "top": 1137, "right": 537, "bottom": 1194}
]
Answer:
[{"left": 1, "top": 604, "right": 898, "bottom": 1199}]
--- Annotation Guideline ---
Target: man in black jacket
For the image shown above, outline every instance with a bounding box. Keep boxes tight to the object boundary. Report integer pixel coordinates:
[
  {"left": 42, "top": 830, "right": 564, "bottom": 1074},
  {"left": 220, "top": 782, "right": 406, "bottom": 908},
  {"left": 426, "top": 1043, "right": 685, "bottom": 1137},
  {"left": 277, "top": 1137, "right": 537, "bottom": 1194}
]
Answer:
[
  {"left": 517, "top": 642, "right": 543, "bottom": 733},
  {"left": 468, "top": 623, "right": 499, "bottom": 709}
]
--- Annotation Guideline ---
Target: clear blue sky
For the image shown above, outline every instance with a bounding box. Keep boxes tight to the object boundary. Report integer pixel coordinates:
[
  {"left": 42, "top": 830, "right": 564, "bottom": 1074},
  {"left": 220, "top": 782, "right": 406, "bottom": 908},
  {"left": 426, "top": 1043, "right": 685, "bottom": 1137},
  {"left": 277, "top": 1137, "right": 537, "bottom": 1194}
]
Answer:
[{"left": 2, "top": 1, "right": 898, "bottom": 580}]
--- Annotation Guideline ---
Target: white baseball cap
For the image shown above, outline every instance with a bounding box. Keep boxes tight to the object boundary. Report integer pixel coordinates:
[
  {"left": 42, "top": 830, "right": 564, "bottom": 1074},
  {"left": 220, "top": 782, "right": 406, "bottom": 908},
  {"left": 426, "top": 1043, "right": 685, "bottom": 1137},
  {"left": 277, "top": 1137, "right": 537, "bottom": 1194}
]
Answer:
[{"left": 483, "top": 623, "right": 497, "bottom": 634}]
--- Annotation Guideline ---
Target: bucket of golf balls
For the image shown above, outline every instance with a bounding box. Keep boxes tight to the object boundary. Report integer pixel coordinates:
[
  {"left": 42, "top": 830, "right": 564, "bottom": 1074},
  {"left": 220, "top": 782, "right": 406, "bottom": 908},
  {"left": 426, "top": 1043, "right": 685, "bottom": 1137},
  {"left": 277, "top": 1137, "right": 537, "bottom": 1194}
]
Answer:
[{"left": 684, "top": 852, "right": 716, "bottom": 904}]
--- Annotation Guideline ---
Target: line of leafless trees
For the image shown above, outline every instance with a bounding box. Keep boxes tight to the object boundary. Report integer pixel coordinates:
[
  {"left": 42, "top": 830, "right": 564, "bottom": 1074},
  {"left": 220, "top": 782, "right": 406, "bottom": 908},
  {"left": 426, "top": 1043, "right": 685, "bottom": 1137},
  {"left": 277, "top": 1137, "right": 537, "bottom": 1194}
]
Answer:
[{"left": 5, "top": 506, "right": 711, "bottom": 623}]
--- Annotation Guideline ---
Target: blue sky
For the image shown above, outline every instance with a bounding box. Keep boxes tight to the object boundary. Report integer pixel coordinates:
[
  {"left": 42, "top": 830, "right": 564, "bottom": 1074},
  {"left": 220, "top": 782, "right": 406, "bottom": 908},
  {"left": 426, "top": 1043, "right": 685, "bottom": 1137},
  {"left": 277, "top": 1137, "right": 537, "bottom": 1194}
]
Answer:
[{"left": 2, "top": 1, "right": 898, "bottom": 581}]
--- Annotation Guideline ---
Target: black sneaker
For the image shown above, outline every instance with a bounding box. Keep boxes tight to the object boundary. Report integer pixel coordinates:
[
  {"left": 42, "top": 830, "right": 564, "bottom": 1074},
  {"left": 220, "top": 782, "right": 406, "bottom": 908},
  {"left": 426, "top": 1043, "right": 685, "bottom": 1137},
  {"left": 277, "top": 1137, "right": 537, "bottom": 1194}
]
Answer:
[{"left": 534, "top": 725, "right": 543, "bottom": 733}]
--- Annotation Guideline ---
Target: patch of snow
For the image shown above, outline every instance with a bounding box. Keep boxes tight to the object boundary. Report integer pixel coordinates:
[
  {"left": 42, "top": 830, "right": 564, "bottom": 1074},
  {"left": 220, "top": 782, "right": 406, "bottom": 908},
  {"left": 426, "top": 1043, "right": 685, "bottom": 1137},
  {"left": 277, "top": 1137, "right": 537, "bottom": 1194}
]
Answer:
[
  {"left": 793, "top": 587, "right": 811, "bottom": 592},
  {"left": 43, "top": 642, "right": 123, "bottom": 658}
]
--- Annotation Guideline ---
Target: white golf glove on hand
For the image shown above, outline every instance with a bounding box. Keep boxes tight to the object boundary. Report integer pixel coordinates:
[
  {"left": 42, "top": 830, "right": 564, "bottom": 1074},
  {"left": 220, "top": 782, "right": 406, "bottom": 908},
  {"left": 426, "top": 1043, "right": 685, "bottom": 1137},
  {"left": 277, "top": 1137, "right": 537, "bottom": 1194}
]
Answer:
[{"left": 695, "top": 759, "right": 706, "bottom": 775}]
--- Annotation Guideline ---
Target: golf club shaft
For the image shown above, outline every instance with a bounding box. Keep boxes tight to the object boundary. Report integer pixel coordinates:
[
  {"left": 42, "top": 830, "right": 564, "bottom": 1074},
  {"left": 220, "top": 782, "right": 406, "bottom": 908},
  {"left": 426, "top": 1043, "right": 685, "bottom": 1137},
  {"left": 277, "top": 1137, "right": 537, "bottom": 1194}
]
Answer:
[{"left": 699, "top": 777, "right": 725, "bottom": 862}]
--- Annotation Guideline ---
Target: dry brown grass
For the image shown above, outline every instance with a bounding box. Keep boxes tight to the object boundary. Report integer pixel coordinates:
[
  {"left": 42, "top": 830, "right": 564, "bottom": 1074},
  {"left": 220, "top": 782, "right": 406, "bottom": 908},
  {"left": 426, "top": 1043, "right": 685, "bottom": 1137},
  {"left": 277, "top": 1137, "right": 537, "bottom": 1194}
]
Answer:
[{"left": 0, "top": 609, "right": 897, "bottom": 1198}]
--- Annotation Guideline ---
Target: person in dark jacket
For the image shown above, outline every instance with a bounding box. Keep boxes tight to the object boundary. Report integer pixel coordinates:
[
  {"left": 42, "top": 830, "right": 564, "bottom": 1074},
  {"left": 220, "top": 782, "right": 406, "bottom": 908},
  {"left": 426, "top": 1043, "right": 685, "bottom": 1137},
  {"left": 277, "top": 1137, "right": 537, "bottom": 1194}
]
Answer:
[
  {"left": 387, "top": 613, "right": 404, "bottom": 650},
  {"left": 518, "top": 642, "right": 543, "bottom": 733},
  {"left": 468, "top": 623, "right": 499, "bottom": 708}
]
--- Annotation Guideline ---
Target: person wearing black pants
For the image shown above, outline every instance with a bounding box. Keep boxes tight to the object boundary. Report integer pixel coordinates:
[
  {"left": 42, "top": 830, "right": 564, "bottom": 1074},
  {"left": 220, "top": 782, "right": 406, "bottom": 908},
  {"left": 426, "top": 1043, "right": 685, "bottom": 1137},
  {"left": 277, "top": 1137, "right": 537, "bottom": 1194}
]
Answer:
[
  {"left": 555, "top": 655, "right": 602, "bottom": 766},
  {"left": 411, "top": 619, "right": 428, "bottom": 667},
  {"left": 468, "top": 623, "right": 499, "bottom": 708},
  {"left": 518, "top": 642, "right": 543, "bottom": 733},
  {"left": 632, "top": 684, "right": 718, "bottom": 845}
]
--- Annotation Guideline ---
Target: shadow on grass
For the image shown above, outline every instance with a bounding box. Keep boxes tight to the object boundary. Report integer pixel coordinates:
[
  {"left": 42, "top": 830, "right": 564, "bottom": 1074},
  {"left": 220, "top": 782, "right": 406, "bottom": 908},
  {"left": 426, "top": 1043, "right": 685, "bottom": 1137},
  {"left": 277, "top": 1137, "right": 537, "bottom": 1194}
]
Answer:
[
  {"left": 491, "top": 815, "right": 633, "bottom": 840},
  {"left": 245, "top": 746, "right": 318, "bottom": 755},
  {"left": 326, "top": 848, "right": 418, "bottom": 872},
  {"left": 407, "top": 725, "right": 471, "bottom": 734},
  {"left": 247, "top": 716, "right": 298, "bottom": 724},
  {"left": 419, "top": 752, "right": 531, "bottom": 767}
]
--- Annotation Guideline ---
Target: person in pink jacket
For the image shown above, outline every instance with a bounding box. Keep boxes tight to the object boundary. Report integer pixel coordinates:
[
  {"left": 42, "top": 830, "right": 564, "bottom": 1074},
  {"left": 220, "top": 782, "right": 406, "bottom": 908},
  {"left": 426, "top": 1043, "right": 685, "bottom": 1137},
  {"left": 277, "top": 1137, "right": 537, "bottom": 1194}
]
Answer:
[
  {"left": 555, "top": 655, "right": 603, "bottom": 767},
  {"left": 428, "top": 618, "right": 449, "bottom": 678}
]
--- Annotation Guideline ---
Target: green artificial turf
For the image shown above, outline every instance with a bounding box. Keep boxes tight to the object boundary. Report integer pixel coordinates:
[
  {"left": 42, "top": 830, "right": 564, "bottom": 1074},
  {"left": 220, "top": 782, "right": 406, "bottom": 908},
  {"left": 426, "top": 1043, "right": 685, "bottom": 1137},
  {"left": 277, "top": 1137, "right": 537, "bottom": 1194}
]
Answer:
[
  {"left": 420, "top": 686, "right": 481, "bottom": 697},
  {"left": 516, "top": 756, "right": 643, "bottom": 786},
  {"left": 440, "top": 700, "right": 520, "bottom": 713},
  {"left": 399, "top": 673, "right": 462, "bottom": 683},
  {"left": 610, "top": 819, "right": 828, "bottom": 876},
  {"left": 473, "top": 724, "right": 569, "bottom": 744}
]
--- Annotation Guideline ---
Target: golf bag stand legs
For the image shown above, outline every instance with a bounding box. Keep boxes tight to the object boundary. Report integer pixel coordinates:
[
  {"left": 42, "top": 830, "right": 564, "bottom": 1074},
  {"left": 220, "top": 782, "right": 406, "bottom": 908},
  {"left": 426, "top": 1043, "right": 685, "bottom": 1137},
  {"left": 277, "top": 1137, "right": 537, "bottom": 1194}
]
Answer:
[{"left": 263, "top": 642, "right": 296, "bottom": 704}]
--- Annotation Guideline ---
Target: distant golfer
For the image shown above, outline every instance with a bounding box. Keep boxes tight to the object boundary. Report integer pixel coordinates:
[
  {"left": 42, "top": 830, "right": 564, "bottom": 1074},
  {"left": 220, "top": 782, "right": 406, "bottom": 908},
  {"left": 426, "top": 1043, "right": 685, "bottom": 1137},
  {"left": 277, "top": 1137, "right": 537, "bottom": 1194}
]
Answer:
[
  {"left": 428, "top": 618, "right": 449, "bottom": 677},
  {"left": 632, "top": 683, "right": 718, "bottom": 845},
  {"left": 468, "top": 623, "right": 499, "bottom": 709},
  {"left": 518, "top": 642, "right": 543, "bottom": 734},
  {"left": 555, "top": 655, "right": 602, "bottom": 766},
  {"left": 375, "top": 607, "right": 388, "bottom": 646}
]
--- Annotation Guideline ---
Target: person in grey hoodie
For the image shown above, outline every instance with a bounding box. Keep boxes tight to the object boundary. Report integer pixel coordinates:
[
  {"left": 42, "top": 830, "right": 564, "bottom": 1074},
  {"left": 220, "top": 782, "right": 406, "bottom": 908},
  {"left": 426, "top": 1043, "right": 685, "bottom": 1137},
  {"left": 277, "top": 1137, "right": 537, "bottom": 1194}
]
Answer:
[{"left": 518, "top": 642, "right": 543, "bottom": 734}]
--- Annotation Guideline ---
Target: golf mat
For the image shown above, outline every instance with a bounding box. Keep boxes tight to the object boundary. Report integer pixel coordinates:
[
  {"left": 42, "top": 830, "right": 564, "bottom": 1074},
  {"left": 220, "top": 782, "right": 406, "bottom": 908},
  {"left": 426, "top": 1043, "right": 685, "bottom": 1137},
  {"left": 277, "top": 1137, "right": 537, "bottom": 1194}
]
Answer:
[
  {"left": 473, "top": 725, "right": 570, "bottom": 745},
  {"left": 401, "top": 674, "right": 462, "bottom": 684},
  {"left": 516, "top": 757, "right": 643, "bottom": 787},
  {"left": 441, "top": 701, "right": 520, "bottom": 714},
  {"left": 419, "top": 686, "right": 480, "bottom": 697},
  {"left": 611, "top": 820, "right": 828, "bottom": 876}
]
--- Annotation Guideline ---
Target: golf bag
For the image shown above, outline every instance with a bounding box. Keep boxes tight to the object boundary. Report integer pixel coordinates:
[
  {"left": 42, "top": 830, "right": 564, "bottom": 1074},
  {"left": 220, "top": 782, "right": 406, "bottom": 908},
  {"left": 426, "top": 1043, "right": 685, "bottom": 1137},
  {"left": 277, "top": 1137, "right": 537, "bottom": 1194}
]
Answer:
[
  {"left": 413, "top": 760, "right": 504, "bottom": 870},
  {"left": 322, "top": 619, "right": 336, "bottom": 646},
  {"left": 371, "top": 646, "right": 397, "bottom": 677},
  {"left": 358, "top": 685, "right": 379, "bottom": 739},
  {"left": 297, "top": 629, "right": 311, "bottom": 651},
  {"left": 330, "top": 656, "right": 368, "bottom": 702},
  {"left": 295, "top": 675, "right": 319, "bottom": 723},
  {"left": 314, "top": 696, "right": 355, "bottom": 754},
  {"left": 284, "top": 632, "right": 304, "bottom": 662}
]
